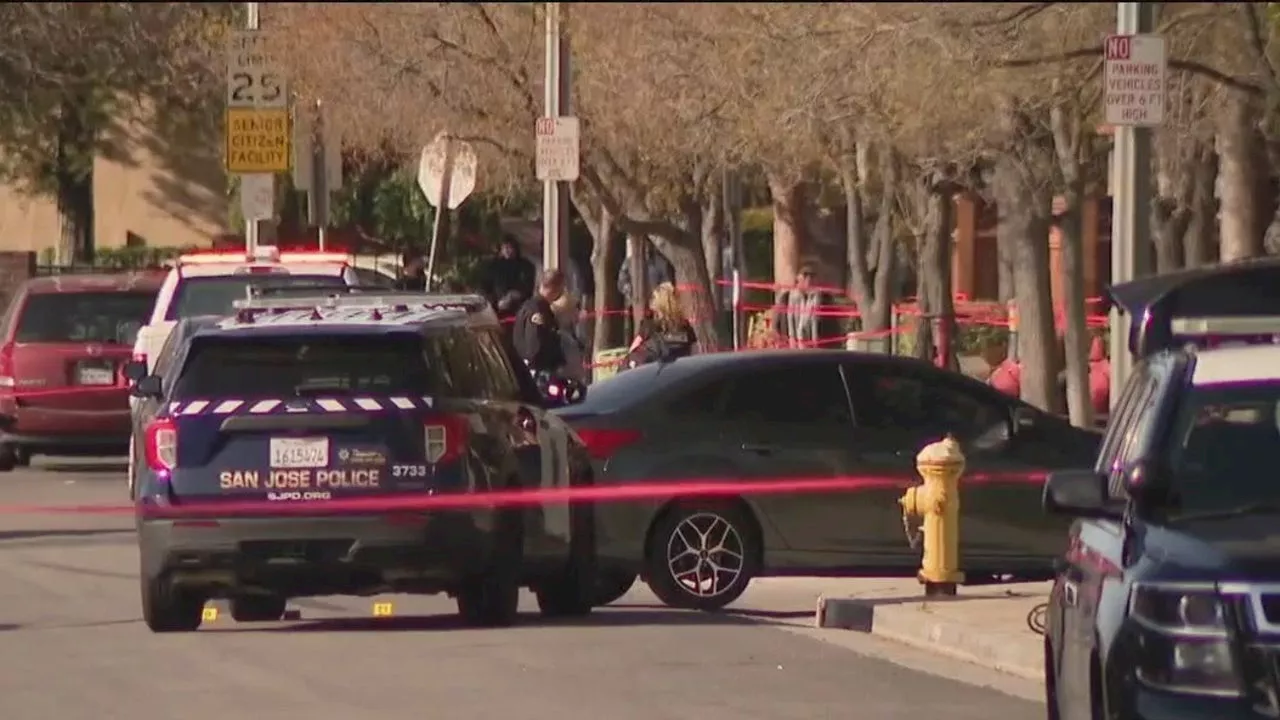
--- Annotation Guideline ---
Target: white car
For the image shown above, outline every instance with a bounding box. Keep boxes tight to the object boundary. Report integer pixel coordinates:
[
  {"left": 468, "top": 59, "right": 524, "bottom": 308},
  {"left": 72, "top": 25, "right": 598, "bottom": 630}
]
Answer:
[{"left": 131, "top": 246, "right": 378, "bottom": 376}]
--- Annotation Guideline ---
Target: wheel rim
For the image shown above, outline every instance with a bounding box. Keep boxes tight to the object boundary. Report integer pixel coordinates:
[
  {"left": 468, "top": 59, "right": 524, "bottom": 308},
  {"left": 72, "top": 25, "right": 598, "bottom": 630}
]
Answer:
[{"left": 665, "top": 512, "right": 745, "bottom": 598}]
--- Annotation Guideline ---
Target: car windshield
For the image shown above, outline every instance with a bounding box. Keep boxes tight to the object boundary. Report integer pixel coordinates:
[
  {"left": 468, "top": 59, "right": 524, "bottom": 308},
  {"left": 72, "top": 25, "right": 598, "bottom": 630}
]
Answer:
[
  {"left": 15, "top": 291, "right": 156, "bottom": 344},
  {"left": 165, "top": 274, "right": 346, "bottom": 320},
  {"left": 1169, "top": 381, "right": 1280, "bottom": 514},
  {"left": 172, "top": 334, "right": 432, "bottom": 399}
]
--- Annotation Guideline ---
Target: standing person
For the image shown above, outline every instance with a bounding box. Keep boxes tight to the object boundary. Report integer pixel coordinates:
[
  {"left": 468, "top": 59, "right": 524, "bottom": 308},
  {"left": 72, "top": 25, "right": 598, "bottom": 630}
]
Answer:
[
  {"left": 770, "top": 264, "right": 838, "bottom": 349},
  {"left": 551, "top": 291, "right": 588, "bottom": 384},
  {"left": 479, "top": 235, "right": 536, "bottom": 322},
  {"left": 513, "top": 269, "right": 568, "bottom": 375},
  {"left": 396, "top": 251, "right": 428, "bottom": 292},
  {"left": 624, "top": 282, "right": 697, "bottom": 369}
]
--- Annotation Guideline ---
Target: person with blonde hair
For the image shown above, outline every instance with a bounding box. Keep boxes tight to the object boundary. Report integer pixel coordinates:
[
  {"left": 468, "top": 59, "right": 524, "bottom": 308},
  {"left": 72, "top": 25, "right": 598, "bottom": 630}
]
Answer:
[{"left": 624, "top": 282, "right": 697, "bottom": 369}]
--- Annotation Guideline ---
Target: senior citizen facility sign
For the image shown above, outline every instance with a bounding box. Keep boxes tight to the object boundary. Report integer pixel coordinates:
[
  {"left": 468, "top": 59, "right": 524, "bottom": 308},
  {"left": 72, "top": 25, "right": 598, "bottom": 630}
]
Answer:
[{"left": 225, "top": 107, "right": 291, "bottom": 173}]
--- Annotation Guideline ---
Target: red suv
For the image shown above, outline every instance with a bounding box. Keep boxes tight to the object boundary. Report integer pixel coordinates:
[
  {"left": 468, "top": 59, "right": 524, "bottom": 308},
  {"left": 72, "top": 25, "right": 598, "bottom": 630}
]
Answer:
[{"left": 0, "top": 273, "right": 163, "bottom": 469}]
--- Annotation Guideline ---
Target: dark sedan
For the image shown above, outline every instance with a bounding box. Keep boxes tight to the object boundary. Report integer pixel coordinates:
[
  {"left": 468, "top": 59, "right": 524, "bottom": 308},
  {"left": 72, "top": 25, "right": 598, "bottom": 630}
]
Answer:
[{"left": 555, "top": 349, "right": 1101, "bottom": 610}]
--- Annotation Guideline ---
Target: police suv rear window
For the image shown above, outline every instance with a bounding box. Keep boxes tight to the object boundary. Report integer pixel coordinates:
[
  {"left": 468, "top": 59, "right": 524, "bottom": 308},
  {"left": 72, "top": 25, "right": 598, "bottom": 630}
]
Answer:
[
  {"left": 166, "top": 275, "right": 345, "bottom": 320},
  {"left": 172, "top": 335, "right": 431, "bottom": 399}
]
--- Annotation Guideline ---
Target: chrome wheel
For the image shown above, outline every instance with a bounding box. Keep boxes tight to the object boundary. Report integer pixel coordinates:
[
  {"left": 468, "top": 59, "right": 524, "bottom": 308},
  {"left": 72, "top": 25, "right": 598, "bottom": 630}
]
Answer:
[{"left": 665, "top": 512, "right": 745, "bottom": 598}]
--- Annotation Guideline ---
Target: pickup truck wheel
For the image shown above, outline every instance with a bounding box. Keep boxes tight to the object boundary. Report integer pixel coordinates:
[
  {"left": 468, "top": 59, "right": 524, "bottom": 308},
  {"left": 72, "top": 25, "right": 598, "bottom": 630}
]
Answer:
[
  {"left": 141, "top": 575, "right": 204, "bottom": 633},
  {"left": 0, "top": 445, "right": 16, "bottom": 472},
  {"left": 230, "top": 595, "right": 287, "bottom": 622}
]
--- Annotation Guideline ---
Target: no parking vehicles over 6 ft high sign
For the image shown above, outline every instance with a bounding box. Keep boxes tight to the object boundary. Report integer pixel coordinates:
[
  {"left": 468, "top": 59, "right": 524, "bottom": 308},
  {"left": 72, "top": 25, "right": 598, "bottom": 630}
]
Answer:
[{"left": 1103, "top": 34, "right": 1166, "bottom": 127}]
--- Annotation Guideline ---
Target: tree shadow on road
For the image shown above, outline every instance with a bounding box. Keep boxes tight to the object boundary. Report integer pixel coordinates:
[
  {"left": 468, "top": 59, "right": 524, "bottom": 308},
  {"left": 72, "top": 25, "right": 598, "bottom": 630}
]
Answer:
[
  {"left": 0, "top": 528, "right": 132, "bottom": 542},
  {"left": 34, "top": 461, "right": 128, "bottom": 474}
]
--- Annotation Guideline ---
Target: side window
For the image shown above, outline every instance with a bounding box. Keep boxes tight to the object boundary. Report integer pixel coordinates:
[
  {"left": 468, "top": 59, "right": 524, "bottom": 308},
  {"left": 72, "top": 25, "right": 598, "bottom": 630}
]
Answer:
[
  {"left": 474, "top": 331, "right": 522, "bottom": 401},
  {"left": 846, "top": 365, "right": 1003, "bottom": 440},
  {"left": 1106, "top": 377, "right": 1162, "bottom": 499},
  {"left": 721, "top": 366, "right": 851, "bottom": 425},
  {"left": 1096, "top": 365, "right": 1152, "bottom": 473},
  {"left": 666, "top": 378, "right": 730, "bottom": 418}
]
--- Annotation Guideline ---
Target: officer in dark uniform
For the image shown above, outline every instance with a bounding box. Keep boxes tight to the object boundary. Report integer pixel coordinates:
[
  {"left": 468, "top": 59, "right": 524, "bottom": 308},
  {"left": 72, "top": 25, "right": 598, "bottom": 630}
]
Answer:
[{"left": 513, "top": 268, "right": 568, "bottom": 374}]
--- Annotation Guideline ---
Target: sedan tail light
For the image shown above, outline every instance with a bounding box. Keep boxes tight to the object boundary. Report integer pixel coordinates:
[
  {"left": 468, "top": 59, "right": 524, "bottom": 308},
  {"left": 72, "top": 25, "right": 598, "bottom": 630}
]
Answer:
[
  {"left": 575, "top": 428, "right": 643, "bottom": 461},
  {"left": 144, "top": 417, "right": 177, "bottom": 471}
]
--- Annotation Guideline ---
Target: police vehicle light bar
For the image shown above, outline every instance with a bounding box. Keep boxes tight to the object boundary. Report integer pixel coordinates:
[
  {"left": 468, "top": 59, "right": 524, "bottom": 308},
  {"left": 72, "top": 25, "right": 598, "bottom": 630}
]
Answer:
[{"left": 233, "top": 292, "right": 489, "bottom": 312}]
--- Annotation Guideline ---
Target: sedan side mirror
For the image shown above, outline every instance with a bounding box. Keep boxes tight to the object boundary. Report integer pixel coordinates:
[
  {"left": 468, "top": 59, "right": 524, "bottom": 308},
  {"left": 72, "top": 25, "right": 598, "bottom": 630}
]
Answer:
[
  {"left": 122, "top": 360, "right": 148, "bottom": 383},
  {"left": 1043, "top": 469, "right": 1122, "bottom": 519},
  {"left": 131, "top": 375, "right": 163, "bottom": 399}
]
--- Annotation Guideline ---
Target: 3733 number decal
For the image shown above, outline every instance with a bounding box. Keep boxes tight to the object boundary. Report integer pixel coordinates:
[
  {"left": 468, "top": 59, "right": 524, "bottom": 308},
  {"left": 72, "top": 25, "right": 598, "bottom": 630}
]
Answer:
[{"left": 392, "top": 465, "right": 430, "bottom": 478}]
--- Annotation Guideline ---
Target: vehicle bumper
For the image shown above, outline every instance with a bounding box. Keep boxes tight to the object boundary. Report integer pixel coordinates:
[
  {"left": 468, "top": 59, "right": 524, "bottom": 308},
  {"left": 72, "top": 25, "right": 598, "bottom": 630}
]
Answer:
[
  {"left": 0, "top": 398, "right": 131, "bottom": 451},
  {"left": 0, "top": 430, "right": 130, "bottom": 454},
  {"left": 138, "top": 510, "right": 503, "bottom": 596},
  {"left": 1132, "top": 687, "right": 1258, "bottom": 719}
]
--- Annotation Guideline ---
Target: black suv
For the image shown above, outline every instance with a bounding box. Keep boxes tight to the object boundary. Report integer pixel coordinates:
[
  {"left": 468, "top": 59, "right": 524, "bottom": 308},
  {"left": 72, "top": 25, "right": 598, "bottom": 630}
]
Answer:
[
  {"left": 1045, "top": 259, "right": 1280, "bottom": 719},
  {"left": 130, "top": 292, "right": 596, "bottom": 632}
]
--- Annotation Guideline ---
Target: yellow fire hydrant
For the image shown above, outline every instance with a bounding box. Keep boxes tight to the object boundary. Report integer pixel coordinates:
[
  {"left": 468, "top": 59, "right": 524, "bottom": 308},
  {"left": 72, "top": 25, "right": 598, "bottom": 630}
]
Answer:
[{"left": 899, "top": 435, "right": 966, "bottom": 596}]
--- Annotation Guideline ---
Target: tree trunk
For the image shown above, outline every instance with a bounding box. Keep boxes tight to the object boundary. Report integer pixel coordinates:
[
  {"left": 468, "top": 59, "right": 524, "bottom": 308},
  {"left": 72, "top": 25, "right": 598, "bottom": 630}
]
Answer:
[
  {"left": 840, "top": 139, "right": 896, "bottom": 353},
  {"left": 589, "top": 209, "right": 618, "bottom": 354},
  {"left": 701, "top": 175, "right": 725, "bottom": 314},
  {"left": 1217, "top": 89, "right": 1265, "bottom": 262},
  {"left": 992, "top": 152, "right": 1059, "bottom": 413},
  {"left": 767, "top": 174, "right": 808, "bottom": 298},
  {"left": 922, "top": 183, "right": 956, "bottom": 371},
  {"left": 1050, "top": 102, "right": 1095, "bottom": 428},
  {"left": 55, "top": 100, "right": 94, "bottom": 264},
  {"left": 1184, "top": 143, "right": 1219, "bottom": 267},
  {"left": 650, "top": 236, "right": 721, "bottom": 352}
]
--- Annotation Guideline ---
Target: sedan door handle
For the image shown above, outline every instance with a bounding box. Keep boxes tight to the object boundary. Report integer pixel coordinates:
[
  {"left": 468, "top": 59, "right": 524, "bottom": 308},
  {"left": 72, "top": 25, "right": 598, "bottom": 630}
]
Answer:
[{"left": 741, "top": 443, "right": 774, "bottom": 455}]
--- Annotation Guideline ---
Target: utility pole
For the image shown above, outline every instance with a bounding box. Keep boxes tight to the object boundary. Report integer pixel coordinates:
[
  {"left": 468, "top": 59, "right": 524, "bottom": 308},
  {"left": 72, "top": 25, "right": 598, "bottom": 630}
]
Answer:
[
  {"left": 541, "top": 2, "right": 571, "bottom": 274},
  {"left": 244, "top": 1, "right": 261, "bottom": 253},
  {"left": 1108, "top": 1, "right": 1160, "bottom": 409}
]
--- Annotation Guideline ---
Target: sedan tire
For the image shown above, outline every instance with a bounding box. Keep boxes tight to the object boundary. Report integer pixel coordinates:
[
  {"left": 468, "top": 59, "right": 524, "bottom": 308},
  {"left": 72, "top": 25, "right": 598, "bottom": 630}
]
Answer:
[
  {"left": 645, "top": 501, "right": 759, "bottom": 611},
  {"left": 593, "top": 570, "right": 637, "bottom": 607}
]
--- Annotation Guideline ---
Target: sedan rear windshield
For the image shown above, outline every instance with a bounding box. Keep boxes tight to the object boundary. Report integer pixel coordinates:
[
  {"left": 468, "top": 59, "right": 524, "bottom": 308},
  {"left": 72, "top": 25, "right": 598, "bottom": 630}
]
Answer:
[
  {"left": 172, "top": 334, "right": 431, "bottom": 399},
  {"left": 166, "top": 274, "right": 346, "bottom": 320},
  {"left": 15, "top": 291, "right": 156, "bottom": 345}
]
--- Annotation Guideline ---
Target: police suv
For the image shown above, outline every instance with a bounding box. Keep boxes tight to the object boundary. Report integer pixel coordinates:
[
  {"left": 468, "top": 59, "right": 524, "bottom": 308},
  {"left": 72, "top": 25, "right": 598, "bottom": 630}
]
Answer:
[
  {"left": 129, "top": 291, "right": 596, "bottom": 632},
  {"left": 1045, "top": 259, "right": 1280, "bottom": 720}
]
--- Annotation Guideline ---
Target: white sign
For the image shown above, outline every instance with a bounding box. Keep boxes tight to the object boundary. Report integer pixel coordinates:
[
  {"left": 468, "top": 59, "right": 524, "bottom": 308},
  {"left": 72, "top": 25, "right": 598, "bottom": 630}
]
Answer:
[
  {"left": 227, "top": 30, "right": 287, "bottom": 109},
  {"left": 417, "top": 133, "right": 478, "bottom": 209},
  {"left": 240, "top": 173, "right": 275, "bottom": 221},
  {"left": 535, "top": 116, "right": 580, "bottom": 182},
  {"left": 1103, "top": 34, "right": 1166, "bottom": 127}
]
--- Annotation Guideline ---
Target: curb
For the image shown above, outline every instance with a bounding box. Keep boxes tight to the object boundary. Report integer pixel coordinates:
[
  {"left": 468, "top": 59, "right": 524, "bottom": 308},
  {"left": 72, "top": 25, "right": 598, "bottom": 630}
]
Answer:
[{"left": 815, "top": 595, "right": 1043, "bottom": 682}]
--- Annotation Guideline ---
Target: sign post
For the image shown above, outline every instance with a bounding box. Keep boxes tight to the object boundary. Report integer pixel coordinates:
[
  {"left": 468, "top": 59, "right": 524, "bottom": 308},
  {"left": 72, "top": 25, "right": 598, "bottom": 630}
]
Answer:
[
  {"left": 416, "top": 133, "right": 478, "bottom": 291},
  {"left": 538, "top": 2, "right": 574, "bottom": 274},
  {"left": 226, "top": 5, "right": 289, "bottom": 252},
  {"left": 1105, "top": 3, "right": 1163, "bottom": 405}
]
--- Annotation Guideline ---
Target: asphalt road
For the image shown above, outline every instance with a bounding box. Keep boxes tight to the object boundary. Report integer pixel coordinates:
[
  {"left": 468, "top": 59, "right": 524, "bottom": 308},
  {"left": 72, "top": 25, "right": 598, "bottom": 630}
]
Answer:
[{"left": 0, "top": 459, "right": 1044, "bottom": 720}]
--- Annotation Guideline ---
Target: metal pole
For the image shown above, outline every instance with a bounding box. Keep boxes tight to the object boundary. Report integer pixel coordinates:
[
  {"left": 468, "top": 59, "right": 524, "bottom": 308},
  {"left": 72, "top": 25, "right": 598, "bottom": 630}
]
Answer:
[
  {"left": 1109, "top": 1, "right": 1159, "bottom": 409},
  {"left": 244, "top": 1, "right": 260, "bottom": 254},
  {"left": 425, "top": 137, "right": 456, "bottom": 292},
  {"left": 310, "top": 99, "right": 329, "bottom": 251},
  {"left": 541, "top": 2, "right": 570, "bottom": 275}
]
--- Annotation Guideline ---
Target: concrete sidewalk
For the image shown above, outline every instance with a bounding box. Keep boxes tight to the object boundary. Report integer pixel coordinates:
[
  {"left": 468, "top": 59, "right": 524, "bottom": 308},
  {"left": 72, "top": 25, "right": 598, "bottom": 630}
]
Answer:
[{"left": 809, "top": 578, "right": 1049, "bottom": 681}]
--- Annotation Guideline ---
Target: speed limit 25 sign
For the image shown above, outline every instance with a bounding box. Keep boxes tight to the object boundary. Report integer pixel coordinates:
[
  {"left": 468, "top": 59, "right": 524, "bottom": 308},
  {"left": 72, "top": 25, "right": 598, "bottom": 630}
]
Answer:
[{"left": 226, "top": 31, "right": 286, "bottom": 109}]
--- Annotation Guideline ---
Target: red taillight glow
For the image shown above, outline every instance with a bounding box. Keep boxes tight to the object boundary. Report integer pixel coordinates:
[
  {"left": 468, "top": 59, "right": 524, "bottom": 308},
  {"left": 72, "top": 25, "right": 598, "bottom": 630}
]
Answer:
[
  {"left": 424, "top": 415, "right": 469, "bottom": 464},
  {"left": 0, "top": 342, "right": 14, "bottom": 389},
  {"left": 575, "top": 428, "right": 642, "bottom": 461},
  {"left": 144, "top": 418, "right": 178, "bottom": 472}
]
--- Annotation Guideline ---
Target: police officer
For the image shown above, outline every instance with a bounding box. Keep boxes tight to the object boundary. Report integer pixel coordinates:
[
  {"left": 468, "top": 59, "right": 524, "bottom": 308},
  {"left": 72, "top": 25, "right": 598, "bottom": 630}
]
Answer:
[{"left": 513, "top": 269, "right": 568, "bottom": 374}]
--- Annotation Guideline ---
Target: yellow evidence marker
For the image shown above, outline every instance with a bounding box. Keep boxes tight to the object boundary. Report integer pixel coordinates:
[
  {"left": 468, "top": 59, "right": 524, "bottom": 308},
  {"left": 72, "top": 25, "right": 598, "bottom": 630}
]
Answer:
[
  {"left": 202, "top": 606, "right": 219, "bottom": 622},
  {"left": 372, "top": 601, "right": 394, "bottom": 617}
]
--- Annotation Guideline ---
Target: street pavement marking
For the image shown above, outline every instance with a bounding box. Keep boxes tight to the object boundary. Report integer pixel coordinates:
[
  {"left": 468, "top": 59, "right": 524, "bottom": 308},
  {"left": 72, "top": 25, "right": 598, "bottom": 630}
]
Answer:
[{"left": 372, "top": 601, "right": 394, "bottom": 617}]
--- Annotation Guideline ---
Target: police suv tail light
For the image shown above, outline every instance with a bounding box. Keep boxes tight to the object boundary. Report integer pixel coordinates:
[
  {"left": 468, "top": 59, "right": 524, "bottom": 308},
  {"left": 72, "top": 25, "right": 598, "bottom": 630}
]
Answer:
[
  {"left": 144, "top": 418, "right": 178, "bottom": 472},
  {"left": 1130, "top": 583, "right": 1242, "bottom": 697},
  {"left": 423, "top": 415, "right": 468, "bottom": 465}
]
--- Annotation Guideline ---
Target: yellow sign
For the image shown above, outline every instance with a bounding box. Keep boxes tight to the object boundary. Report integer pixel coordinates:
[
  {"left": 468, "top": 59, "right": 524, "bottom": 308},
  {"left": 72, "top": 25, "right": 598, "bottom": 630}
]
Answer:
[
  {"left": 225, "top": 107, "right": 291, "bottom": 173},
  {"left": 372, "top": 602, "right": 394, "bottom": 617},
  {"left": 202, "top": 606, "right": 219, "bottom": 622}
]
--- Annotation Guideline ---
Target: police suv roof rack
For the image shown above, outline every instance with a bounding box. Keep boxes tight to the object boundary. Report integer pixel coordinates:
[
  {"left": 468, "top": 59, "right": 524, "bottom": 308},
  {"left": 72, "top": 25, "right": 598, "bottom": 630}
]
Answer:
[
  {"left": 233, "top": 292, "right": 488, "bottom": 311},
  {"left": 1109, "top": 257, "right": 1280, "bottom": 357},
  {"left": 245, "top": 284, "right": 377, "bottom": 300}
]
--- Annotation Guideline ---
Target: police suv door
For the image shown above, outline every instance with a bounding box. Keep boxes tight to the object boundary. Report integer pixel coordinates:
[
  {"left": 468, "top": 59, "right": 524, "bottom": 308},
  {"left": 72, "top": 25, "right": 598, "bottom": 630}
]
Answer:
[{"left": 1055, "top": 363, "right": 1161, "bottom": 720}]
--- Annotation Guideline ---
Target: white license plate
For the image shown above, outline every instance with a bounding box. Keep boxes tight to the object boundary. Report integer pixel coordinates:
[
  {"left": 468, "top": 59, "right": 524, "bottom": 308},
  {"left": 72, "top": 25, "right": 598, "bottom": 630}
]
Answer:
[
  {"left": 269, "top": 438, "right": 329, "bottom": 469},
  {"left": 76, "top": 366, "right": 114, "bottom": 386}
]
